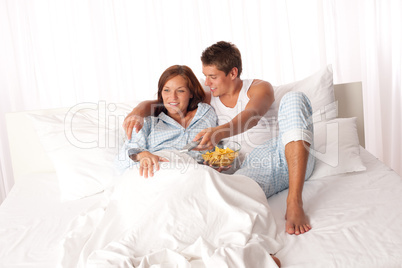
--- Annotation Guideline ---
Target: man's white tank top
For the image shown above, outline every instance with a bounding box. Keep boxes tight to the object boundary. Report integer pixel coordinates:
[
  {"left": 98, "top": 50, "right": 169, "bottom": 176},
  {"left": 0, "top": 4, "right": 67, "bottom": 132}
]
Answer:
[{"left": 210, "top": 79, "right": 278, "bottom": 158}]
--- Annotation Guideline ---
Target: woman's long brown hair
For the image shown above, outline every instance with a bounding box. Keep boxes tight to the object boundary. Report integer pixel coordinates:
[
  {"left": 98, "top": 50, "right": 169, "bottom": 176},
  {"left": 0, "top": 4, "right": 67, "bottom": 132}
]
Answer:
[{"left": 155, "top": 65, "right": 205, "bottom": 116}]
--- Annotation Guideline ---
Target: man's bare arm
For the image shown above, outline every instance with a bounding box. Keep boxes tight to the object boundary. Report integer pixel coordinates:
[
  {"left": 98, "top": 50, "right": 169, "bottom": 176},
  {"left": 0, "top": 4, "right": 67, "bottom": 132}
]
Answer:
[
  {"left": 239, "top": 79, "right": 275, "bottom": 132},
  {"left": 123, "top": 100, "right": 158, "bottom": 139},
  {"left": 195, "top": 80, "right": 275, "bottom": 149}
]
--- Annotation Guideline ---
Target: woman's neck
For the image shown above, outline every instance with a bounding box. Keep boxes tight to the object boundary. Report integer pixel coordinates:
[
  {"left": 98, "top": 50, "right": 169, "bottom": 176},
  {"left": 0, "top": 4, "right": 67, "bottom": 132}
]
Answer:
[{"left": 169, "top": 109, "right": 196, "bottom": 128}]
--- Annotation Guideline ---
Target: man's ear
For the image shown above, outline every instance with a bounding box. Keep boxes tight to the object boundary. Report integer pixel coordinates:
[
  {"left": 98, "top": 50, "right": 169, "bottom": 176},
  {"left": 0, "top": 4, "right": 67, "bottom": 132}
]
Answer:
[{"left": 229, "top": 67, "right": 239, "bottom": 80}]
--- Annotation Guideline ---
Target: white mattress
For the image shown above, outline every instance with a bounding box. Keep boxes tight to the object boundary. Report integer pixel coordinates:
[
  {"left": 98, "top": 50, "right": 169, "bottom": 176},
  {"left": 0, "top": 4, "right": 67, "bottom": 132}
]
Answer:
[{"left": 1, "top": 148, "right": 402, "bottom": 267}]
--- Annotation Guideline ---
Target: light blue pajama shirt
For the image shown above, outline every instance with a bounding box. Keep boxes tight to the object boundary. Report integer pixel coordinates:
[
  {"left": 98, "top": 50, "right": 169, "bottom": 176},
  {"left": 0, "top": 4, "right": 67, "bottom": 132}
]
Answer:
[
  {"left": 116, "top": 103, "right": 218, "bottom": 172},
  {"left": 235, "top": 91, "right": 315, "bottom": 199}
]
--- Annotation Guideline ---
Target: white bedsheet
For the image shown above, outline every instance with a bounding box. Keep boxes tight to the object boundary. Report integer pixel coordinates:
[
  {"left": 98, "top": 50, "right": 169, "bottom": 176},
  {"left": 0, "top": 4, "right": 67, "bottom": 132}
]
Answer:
[
  {"left": 269, "top": 148, "right": 402, "bottom": 267},
  {"left": 60, "top": 151, "right": 281, "bottom": 268},
  {"left": 1, "top": 149, "right": 402, "bottom": 267},
  {"left": 0, "top": 173, "right": 108, "bottom": 267}
]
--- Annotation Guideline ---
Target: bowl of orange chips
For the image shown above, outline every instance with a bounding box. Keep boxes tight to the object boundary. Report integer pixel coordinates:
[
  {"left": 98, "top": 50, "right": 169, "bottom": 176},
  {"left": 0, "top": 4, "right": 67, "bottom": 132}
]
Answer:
[{"left": 201, "top": 141, "right": 241, "bottom": 167}]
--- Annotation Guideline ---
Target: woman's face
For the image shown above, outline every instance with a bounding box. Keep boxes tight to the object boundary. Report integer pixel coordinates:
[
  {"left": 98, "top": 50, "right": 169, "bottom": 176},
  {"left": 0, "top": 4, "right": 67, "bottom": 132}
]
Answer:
[{"left": 161, "top": 75, "right": 193, "bottom": 119}]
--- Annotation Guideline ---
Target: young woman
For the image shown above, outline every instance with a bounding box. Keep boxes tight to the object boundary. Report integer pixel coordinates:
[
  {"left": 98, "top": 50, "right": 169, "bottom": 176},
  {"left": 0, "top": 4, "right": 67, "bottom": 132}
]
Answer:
[{"left": 116, "top": 65, "right": 217, "bottom": 178}]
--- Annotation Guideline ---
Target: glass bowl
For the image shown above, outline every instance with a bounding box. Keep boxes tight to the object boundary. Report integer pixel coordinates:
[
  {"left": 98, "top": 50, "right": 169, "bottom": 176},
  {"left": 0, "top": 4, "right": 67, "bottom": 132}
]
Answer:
[{"left": 201, "top": 141, "right": 241, "bottom": 167}]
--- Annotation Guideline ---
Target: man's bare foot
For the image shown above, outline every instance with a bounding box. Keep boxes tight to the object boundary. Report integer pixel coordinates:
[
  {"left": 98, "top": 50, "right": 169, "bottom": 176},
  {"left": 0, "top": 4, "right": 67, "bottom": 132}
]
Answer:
[{"left": 285, "top": 200, "right": 311, "bottom": 235}]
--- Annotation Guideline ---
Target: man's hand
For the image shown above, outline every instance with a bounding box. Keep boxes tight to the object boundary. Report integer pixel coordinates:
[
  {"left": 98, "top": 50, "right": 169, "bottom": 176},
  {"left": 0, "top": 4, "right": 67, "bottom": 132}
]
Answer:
[
  {"left": 123, "top": 112, "right": 144, "bottom": 140},
  {"left": 209, "top": 165, "right": 232, "bottom": 173},
  {"left": 137, "top": 151, "right": 168, "bottom": 178},
  {"left": 192, "top": 126, "right": 226, "bottom": 151},
  {"left": 123, "top": 100, "right": 159, "bottom": 139}
]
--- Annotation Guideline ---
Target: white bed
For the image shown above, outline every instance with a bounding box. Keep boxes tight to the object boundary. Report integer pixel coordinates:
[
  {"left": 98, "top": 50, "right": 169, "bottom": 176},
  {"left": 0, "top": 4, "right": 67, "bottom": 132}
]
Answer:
[{"left": 1, "top": 66, "right": 402, "bottom": 267}]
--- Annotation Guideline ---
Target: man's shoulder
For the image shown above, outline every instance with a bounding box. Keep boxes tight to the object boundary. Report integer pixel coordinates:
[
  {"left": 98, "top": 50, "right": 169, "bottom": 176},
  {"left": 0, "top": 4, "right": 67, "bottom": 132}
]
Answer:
[
  {"left": 250, "top": 79, "right": 272, "bottom": 88},
  {"left": 248, "top": 79, "right": 274, "bottom": 98}
]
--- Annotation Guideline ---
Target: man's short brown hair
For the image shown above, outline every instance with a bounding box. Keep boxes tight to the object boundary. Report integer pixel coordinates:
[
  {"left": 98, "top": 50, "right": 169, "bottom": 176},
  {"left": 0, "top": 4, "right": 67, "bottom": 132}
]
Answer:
[{"left": 201, "top": 41, "right": 242, "bottom": 78}]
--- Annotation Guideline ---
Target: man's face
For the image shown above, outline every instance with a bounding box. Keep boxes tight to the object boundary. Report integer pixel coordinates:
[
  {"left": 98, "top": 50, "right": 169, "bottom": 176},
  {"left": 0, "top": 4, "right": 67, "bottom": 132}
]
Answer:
[{"left": 202, "top": 65, "right": 232, "bottom": 97}]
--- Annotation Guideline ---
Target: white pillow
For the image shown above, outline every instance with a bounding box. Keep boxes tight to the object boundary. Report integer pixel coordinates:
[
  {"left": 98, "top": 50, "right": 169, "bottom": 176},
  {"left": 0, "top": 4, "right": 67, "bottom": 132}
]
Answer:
[
  {"left": 269, "top": 65, "right": 337, "bottom": 123},
  {"left": 309, "top": 117, "right": 366, "bottom": 180},
  {"left": 28, "top": 102, "right": 132, "bottom": 201}
]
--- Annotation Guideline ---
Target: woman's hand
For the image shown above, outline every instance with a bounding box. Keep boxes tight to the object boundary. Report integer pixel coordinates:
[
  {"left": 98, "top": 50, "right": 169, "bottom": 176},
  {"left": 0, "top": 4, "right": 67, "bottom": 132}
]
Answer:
[{"left": 137, "top": 151, "right": 168, "bottom": 178}]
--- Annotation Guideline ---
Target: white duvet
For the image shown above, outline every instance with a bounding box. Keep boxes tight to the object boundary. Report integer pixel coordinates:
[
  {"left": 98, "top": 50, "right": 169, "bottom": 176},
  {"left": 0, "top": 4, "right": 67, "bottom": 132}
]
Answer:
[{"left": 60, "top": 151, "right": 282, "bottom": 268}]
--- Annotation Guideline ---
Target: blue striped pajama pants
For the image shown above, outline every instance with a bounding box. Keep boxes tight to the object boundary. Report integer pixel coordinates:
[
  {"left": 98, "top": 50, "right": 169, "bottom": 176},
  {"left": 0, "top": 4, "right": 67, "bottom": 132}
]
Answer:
[{"left": 235, "top": 91, "right": 315, "bottom": 199}]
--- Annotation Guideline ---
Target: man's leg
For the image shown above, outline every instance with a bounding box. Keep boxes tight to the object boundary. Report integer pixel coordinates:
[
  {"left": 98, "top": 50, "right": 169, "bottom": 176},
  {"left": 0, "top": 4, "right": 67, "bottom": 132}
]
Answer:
[
  {"left": 284, "top": 140, "right": 311, "bottom": 235},
  {"left": 235, "top": 91, "right": 314, "bottom": 234},
  {"left": 278, "top": 91, "right": 315, "bottom": 235}
]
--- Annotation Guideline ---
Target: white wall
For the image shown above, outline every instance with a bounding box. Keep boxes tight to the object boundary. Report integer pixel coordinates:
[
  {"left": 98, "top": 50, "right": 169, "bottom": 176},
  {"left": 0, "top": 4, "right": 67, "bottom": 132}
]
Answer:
[{"left": 1, "top": 0, "right": 401, "bottom": 203}]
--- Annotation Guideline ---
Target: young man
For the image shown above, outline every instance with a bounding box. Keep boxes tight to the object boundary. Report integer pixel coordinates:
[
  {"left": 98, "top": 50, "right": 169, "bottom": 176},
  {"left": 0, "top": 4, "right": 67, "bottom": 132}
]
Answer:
[{"left": 123, "top": 41, "right": 315, "bottom": 235}]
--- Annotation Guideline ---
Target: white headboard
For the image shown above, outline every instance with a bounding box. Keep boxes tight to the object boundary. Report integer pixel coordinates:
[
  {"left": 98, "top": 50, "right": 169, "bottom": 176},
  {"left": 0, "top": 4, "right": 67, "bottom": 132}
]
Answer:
[
  {"left": 6, "top": 82, "right": 365, "bottom": 182},
  {"left": 5, "top": 108, "right": 67, "bottom": 180},
  {"left": 334, "top": 81, "right": 365, "bottom": 148}
]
